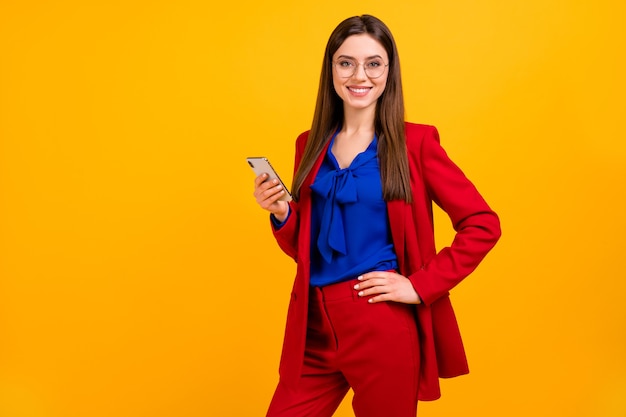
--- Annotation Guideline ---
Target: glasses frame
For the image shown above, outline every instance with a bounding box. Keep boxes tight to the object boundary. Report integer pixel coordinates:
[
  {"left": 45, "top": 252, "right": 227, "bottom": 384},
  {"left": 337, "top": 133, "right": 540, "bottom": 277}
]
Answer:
[{"left": 332, "top": 59, "right": 389, "bottom": 79}]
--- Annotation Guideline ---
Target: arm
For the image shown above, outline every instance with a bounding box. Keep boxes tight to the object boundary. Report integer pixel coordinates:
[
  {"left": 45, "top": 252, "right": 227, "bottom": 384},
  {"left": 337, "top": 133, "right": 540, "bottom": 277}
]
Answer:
[
  {"left": 265, "top": 131, "right": 309, "bottom": 261},
  {"left": 408, "top": 127, "right": 501, "bottom": 306}
]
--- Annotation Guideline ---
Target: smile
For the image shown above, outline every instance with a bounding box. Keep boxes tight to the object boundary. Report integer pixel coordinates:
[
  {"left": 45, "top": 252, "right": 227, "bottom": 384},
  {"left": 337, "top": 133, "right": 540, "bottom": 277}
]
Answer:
[{"left": 347, "top": 87, "right": 372, "bottom": 94}]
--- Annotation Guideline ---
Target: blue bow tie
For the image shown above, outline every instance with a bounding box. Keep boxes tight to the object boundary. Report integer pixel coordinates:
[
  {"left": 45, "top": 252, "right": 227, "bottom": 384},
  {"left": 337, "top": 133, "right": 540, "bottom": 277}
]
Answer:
[{"left": 310, "top": 145, "right": 377, "bottom": 264}]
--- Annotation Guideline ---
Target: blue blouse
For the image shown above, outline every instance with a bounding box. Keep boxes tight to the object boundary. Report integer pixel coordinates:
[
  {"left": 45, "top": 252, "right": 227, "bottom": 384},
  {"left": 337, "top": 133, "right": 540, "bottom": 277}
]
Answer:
[{"left": 309, "top": 132, "right": 398, "bottom": 287}]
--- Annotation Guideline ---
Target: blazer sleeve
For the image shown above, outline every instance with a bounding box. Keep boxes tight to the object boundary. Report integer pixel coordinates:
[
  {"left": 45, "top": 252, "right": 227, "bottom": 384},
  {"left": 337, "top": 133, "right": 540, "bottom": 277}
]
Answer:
[
  {"left": 409, "top": 127, "right": 501, "bottom": 306},
  {"left": 270, "top": 131, "right": 308, "bottom": 261}
]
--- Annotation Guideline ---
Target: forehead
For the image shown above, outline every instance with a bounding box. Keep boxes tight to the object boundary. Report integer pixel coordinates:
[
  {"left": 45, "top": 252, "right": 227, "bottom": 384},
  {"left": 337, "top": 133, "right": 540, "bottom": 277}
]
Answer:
[{"left": 333, "top": 34, "right": 388, "bottom": 60}]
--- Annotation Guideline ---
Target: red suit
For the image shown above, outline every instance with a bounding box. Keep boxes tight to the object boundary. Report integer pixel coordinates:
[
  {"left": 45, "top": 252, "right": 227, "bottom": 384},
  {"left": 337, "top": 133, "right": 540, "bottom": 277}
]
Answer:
[{"left": 272, "top": 122, "right": 501, "bottom": 401}]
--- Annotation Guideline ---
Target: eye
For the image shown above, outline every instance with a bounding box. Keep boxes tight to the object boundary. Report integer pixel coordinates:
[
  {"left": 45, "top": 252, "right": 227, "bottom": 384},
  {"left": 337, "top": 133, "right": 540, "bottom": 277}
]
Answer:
[
  {"left": 366, "top": 60, "right": 384, "bottom": 69},
  {"left": 337, "top": 60, "right": 356, "bottom": 68}
]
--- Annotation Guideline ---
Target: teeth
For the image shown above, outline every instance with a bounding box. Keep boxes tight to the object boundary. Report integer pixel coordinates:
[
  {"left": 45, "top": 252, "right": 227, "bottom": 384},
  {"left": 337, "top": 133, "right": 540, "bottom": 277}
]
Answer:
[{"left": 349, "top": 87, "right": 369, "bottom": 93}]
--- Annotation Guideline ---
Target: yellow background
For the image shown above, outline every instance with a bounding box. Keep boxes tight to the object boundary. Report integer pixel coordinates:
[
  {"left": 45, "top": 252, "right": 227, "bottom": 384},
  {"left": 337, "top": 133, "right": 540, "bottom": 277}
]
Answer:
[{"left": 1, "top": 1, "right": 625, "bottom": 416}]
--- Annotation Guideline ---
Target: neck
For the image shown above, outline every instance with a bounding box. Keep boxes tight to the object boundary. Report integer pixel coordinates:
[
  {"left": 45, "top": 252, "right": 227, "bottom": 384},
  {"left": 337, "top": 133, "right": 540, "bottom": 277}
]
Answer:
[{"left": 341, "top": 105, "right": 376, "bottom": 136}]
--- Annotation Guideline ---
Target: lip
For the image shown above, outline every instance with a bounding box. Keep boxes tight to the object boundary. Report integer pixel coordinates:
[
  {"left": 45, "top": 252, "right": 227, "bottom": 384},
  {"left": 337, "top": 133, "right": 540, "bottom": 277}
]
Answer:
[{"left": 347, "top": 86, "right": 372, "bottom": 97}]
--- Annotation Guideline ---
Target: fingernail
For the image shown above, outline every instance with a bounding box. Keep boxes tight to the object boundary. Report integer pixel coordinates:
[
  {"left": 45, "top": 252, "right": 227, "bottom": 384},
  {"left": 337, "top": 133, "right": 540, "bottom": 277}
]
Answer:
[
  {"left": 353, "top": 284, "right": 359, "bottom": 289},
  {"left": 358, "top": 291, "right": 364, "bottom": 297},
  {"left": 357, "top": 275, "right": 363, "bottom": 280},
  {"left": 368, "top": 298, "right": 374, "bottom": 303}
]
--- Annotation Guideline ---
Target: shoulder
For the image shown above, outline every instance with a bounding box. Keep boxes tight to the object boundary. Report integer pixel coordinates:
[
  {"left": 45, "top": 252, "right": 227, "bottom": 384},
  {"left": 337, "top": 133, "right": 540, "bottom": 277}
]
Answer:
[
  {"left": 296, "top": 130, "right": 311, "bottom": 143},
  {"left": 404, "top": 122, "right": 441, "bottom": 161},
  {"left": 404, "top": 122, "right": 440, "bottom": 147},
  {"left": 295, "top": 130, "right": 311, "bottom": 152}
]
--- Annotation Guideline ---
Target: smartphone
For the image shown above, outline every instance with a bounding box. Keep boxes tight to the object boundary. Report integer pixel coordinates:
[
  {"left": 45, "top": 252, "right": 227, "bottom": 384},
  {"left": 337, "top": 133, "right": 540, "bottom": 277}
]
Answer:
[{"left": 247, "top": 157, "right": 293, "bottom": 202}]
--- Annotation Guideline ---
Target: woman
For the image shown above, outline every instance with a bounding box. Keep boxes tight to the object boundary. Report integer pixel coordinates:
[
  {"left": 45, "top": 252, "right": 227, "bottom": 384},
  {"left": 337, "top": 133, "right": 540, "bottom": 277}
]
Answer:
[{"left": 253, "top": 14, "right": 501, "bottom": 417}]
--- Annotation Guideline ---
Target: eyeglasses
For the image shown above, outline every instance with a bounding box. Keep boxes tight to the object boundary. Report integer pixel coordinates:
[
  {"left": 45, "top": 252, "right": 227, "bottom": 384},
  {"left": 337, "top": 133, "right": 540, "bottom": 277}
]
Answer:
[{"left": 333, "top": 58, "right": 389, "bottom": 79}]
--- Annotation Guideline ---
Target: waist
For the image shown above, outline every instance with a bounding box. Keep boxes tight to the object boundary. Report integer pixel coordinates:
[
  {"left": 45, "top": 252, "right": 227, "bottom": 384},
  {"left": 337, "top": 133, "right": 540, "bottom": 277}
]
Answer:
[
  {"left": 310, "top": 278, "right": 360, "bottom": 302},
  {"left": 310, "top": 268, "right": 397, "bottom": 301},
  {"left": 310, "top": 257, "right": 398, "bottom": 287}
]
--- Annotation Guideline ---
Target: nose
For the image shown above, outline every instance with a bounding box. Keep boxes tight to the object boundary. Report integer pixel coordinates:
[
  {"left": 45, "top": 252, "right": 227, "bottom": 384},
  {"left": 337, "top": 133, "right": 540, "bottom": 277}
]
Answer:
[{"left": 353, "top": 62, "right": 368, "bottom": 80}]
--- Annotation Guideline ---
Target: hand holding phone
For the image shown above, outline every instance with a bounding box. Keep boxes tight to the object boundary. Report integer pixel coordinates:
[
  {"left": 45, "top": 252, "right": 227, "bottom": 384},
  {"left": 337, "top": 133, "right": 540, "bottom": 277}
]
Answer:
[{"left": 247, "top": 157, "right": 292, "bottom": 202}]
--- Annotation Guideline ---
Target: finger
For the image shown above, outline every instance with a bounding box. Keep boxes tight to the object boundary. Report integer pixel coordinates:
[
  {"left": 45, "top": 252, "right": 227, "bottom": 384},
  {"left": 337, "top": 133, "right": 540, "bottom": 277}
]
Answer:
[
  {"left": 358, "top": 271, "right": 393, "bottom": 281},
  {"left": 255, "top": 178, "right": 278, "bottom": 196},
  {"left": 366, "top": 293, "right": 390, "bottom": 304},
  {"left": 254, "top": 173, "right": 269, "bottom": 186},
  {"left": 255, "top": 180, "right": 281, "bottom": 201},
  {"left": 262, "top": 184, "right": 286, "bottom": 201},
  {"left": 262, "top": 194, "right": 289, "bottom": 215},
  {"left": 258, "top": 191, "right": 286, "bottom": 211},
  {"left": 354, "top": 279, "right": 382, "bottom": 291},
  {"left": 356, "top": 283, "right": 389, "bottom": 298},
  {"left": 354, "top": 275, "right": 389, "bottom": 289}
]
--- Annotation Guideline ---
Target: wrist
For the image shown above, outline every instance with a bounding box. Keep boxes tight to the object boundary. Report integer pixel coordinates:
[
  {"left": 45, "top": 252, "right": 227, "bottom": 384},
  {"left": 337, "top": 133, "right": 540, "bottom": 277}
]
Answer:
[{"left": 273, "top": 204, "right": 289, "bottom": 223}]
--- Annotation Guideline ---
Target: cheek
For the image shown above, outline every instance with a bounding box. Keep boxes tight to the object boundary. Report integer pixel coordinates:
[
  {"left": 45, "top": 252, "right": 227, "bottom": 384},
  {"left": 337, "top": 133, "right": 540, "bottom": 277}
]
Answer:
[
  {"left": 376, "top": 77, "right": 389, "bottom": 96},
  {"left": 373, "top": 84, "right": 387, "bottom": 101},
  {"left": 380, "top": 73, "right": 389, "bottom": 88},
  {"left": 332, "top": 75, "right": 343, "bottom": 92}
]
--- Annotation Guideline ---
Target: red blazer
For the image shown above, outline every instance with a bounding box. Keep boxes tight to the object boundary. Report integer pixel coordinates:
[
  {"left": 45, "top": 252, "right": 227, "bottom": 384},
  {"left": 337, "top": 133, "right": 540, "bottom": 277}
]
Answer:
[{"left": 272, "top": 122, "right": 501, "bottom": 401}]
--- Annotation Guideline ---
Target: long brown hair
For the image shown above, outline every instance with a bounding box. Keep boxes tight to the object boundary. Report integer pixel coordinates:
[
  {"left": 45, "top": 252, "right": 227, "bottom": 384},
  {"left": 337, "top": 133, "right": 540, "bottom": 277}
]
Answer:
[{"left": 291, "top": 14, "right": 412, "bottom": 203}]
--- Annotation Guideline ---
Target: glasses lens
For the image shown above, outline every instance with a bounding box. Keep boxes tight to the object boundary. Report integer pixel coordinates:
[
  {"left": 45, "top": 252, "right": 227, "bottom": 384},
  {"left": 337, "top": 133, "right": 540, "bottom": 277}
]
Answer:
[
  {"left": 364, "top": 59, "right": 385, "bottom": 78},
  {"left": 335, "top": 60, "right": 356, "bottom": 77}
]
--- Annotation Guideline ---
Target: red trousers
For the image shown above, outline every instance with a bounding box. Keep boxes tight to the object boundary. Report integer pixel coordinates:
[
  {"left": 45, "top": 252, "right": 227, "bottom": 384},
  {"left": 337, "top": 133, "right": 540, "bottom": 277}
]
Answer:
[{"left": 266, "top": 278, "right": 420, "bottom": 417}]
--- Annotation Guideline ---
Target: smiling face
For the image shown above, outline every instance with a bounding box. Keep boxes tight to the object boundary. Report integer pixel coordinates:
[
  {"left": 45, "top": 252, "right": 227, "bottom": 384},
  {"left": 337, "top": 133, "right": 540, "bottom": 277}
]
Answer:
[{"left": 332, "top": 34, "right": 389, "bottom": 114}]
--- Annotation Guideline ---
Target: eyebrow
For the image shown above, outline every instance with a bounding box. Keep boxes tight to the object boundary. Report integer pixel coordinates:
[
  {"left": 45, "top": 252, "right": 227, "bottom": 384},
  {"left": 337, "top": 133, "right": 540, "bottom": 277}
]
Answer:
[{"left": 336, "top": 54, "right": 384, "bottom": 60}]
